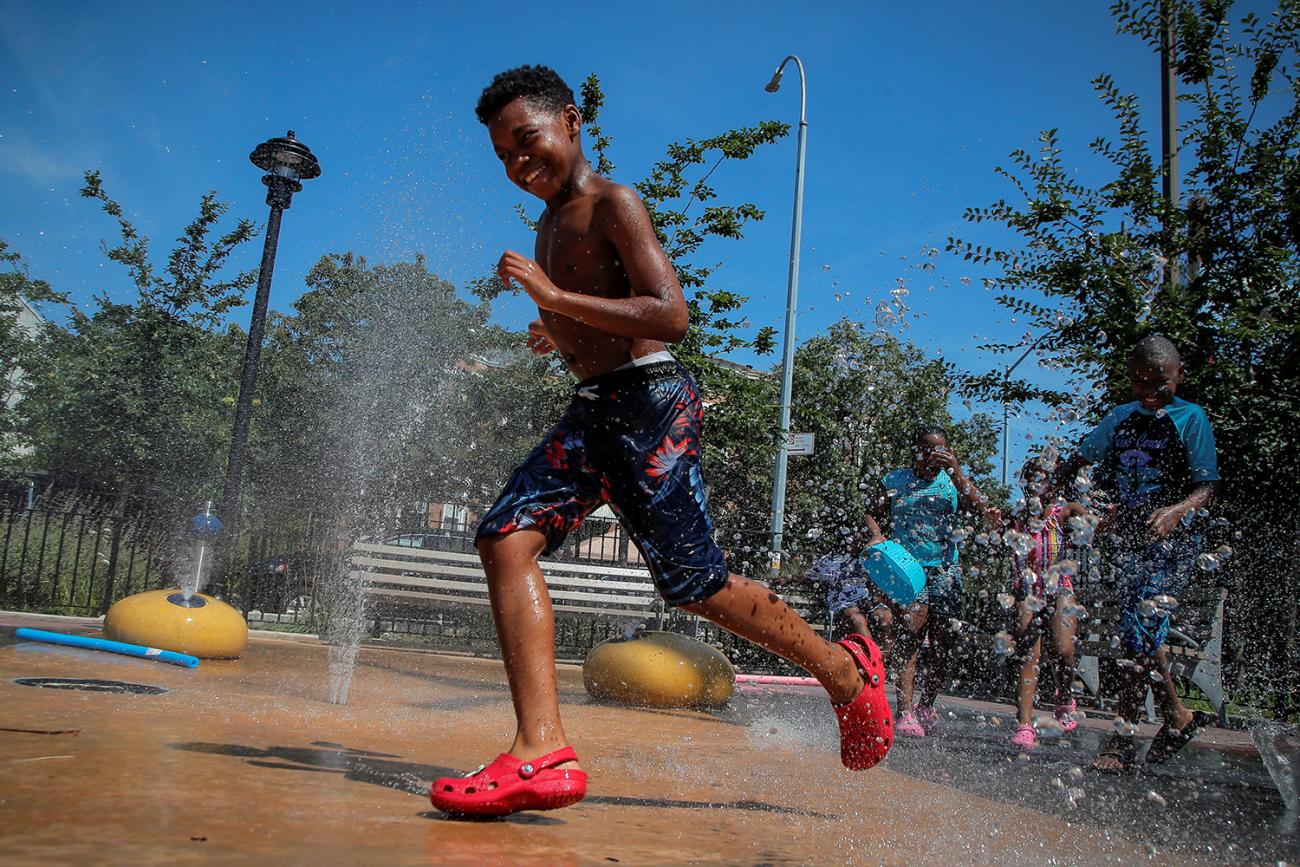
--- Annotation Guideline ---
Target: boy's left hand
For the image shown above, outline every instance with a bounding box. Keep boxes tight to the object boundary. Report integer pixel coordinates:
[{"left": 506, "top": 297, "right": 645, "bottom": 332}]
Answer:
[
  {"left": 1147, "top": 505, "right": 1186, "bottom": 540},
  {"left": 498, "top": 250, "right": 563, "bottom": 310}
]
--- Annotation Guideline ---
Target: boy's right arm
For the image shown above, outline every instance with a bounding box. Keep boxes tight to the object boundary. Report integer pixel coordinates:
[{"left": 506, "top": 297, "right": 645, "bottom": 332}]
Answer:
[
  {"left": 497, "top": 186, "right": 689, "bottom": 343},
  {"left": 865, "top": 480, "right": 891, "bottom": 524}
]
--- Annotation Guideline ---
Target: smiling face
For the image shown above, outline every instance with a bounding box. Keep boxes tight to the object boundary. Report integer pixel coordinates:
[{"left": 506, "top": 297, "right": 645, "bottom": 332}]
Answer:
[
  {"left": 486, "top": 97, "right": 582, "bottom": 202},
  {"left": 1127, "top": 357, "right": 1183, "bottom": 411}
]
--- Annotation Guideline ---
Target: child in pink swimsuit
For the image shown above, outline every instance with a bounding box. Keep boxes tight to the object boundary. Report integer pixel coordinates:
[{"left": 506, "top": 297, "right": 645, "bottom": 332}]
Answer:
[{"left": 1008, "top": 458, "right": 1090, "bottom": 751}]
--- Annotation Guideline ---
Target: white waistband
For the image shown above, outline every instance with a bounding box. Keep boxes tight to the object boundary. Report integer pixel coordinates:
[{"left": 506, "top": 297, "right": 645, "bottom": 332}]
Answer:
[{"left": 612, "top": 350, "right": 676, "bottom": 372}]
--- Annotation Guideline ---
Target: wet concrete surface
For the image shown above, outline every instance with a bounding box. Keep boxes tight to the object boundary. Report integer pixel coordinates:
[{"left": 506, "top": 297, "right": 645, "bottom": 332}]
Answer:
[{"left": 0, "top": 612, "right": 1295, "bottom": 865}]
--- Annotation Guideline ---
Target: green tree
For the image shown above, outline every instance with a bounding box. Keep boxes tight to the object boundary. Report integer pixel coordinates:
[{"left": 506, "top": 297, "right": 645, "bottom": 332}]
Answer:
[
  {"left": 18, "top": 172, "right": 255, "bottom": 513},
  {"left": 250, "top": 253, "right": 498, "bottom": 532},
  {"left": 0, "top": 241, "right": 65, "bottom": 460},
  {"left": 782, "top": 320, "right": 1001, "bottom": 570},
  {"left": 947, "top": 1, "right": 1300, "bottom": 709}
]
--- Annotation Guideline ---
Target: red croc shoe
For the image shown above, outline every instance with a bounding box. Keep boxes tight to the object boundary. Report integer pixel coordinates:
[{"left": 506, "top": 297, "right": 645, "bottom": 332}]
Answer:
[
  {"left": 429, "top": 746, "right": 587, "bottom": 817},
  {"left": 832, "top": 634, "right": 894, "bottom": 770}
]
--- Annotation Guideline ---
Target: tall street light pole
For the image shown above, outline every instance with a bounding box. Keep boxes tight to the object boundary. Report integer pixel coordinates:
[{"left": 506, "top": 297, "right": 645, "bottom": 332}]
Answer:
[
  {"left": 764, "top": 55, "right": 807, "bottom": 576},
  {"left": 212, "top": 131, "right": 321, "bottom": 597}
]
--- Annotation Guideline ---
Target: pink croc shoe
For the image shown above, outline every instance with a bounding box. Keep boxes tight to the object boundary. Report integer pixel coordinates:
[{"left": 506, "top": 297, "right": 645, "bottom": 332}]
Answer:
[
  {"left": 429, "top": 746, "right": 587, "bottom": 817},
  {"left": 832, "top": 634, "right": 894, "bottom": 770},
  {"left": 916, "top": 704, "right": 940, "bottom": 734},
  {"left": 895, "top": 710, "right": 926, "bottom": 738},
  {"left": 1054, "top": 694, "right": 1080, "bottom": 733},
  {"left": 1011, "top": 723, "right": 1037, "bottom": 751}
]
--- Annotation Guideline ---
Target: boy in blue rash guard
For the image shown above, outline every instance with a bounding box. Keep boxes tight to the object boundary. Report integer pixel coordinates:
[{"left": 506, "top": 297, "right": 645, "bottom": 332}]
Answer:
[{"left": 1049, "top": 335, "right": 1219, "bottom": 773}]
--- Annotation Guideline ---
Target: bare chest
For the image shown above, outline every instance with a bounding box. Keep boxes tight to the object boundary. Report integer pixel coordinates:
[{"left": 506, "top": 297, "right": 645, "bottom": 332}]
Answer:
[{"left": 537, "top": 206, "right": 622, "bottom": 294}]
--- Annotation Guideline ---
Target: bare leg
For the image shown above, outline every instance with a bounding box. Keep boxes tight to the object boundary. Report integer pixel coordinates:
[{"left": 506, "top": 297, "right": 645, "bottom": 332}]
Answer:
[
  {"left": 1153, "top": 647, "right": 1194, "bottom": 730},
  {"left": 842, "top": 606, "right": 874, "bottom": 644},
  {"left": 917, "top": 617, "right": 959, "bottom": 710},
  {"left": 1092, "top": 653, "right": 1145, "bottom": 771},
  {"left": 1015, "top": 600, "right": 1043, "bottom": 726},
  {"left": 893, "top": 603, "right": 929, "bottom": 712},
  {"left": 477, "top": 530, "right": 579, "bottom": 769},
  {"left": 683, "top": 574, "right": 863, "bottom": 704},
  {"left": 1049, "top": 592, "right": 1079, "bottom": 698},
  {"left": 869, "top": 605, "right": 898, "bottom": 657}
]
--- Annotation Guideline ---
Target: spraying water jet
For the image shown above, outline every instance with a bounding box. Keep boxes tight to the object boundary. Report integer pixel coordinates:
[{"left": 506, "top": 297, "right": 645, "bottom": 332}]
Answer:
[{"left": 103, "top": 502, "right": 248, "bottom": 659}]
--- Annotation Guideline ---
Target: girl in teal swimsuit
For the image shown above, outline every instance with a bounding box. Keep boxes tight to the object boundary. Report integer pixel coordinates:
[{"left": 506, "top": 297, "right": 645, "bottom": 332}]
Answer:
[{"left": 869, "top": 425, "right": 1002, "bottom": 738}]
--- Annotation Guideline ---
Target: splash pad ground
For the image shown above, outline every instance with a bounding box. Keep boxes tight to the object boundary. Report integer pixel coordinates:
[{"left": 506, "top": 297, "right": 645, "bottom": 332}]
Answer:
[{"left": 0, "top": 611, "right": 1292, "bottom": 865}]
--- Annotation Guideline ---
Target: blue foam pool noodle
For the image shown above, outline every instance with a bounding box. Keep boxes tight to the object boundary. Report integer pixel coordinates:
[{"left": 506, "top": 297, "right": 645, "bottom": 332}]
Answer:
[{"left": 15, "top": 627, "right": 200, "bottom": 669}]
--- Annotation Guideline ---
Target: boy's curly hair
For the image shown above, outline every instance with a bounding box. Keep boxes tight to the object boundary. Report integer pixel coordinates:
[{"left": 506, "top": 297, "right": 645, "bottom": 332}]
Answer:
[
  {"left": 1130, "top": 333, "right": 1181, "bottom": 366},
  {"left": 476, "top": 65, "right": 576, "bottom": 125}
]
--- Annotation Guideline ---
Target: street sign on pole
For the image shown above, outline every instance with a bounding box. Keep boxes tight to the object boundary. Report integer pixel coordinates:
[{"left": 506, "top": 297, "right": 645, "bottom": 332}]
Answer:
[{"left": 786, "top": 433, "right": 815, "bottom": 456}]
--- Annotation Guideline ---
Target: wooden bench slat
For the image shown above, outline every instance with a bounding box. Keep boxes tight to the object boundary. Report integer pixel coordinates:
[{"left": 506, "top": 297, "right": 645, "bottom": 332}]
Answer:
[
  {"left": 353, "top": 571, "right": 658, "bottom": 607},
  {"left": 351, "top": 556, "right": 656, "bottom": 592},
  {"left": 353, "top": 542, "right": 653, "bottom": 578},
  {"left": 367, "top": 586, "right": 653, "bottom": 618}
]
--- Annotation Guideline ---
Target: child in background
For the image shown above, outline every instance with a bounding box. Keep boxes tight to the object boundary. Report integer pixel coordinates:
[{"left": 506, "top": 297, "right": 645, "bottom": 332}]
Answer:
[
  {"left": 801, "top": 517, "right": 888, "bottom": 641},
  {"left": 1008, "top": 455, "right": 1089, "bottom": 751},
  {"left": 869, "top": 425, "right": 1002, "bottom": 739},
  {"left": 1049, "top": 335, "right": 1219, "bottom": 772}
]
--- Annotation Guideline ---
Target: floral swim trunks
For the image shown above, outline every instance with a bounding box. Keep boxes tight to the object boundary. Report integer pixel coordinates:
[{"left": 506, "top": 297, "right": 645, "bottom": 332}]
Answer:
[{"left": 476, "top": 361, "right": 729, "bottom": 607}]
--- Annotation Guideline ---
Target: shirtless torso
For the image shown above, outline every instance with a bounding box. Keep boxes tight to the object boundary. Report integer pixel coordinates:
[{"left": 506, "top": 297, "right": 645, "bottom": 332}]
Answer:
[{"left": 532, "top": 176, "right": 669, "bottom": 380}]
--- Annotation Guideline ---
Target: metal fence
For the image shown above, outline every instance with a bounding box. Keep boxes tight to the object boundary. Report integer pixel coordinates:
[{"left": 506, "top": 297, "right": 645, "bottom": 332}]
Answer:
[
  {"left": 0, "top": 505, "right": 171, "bottom": 615},
  {"left": 0, "top": 500, "right": 335, "bottom": 619}
]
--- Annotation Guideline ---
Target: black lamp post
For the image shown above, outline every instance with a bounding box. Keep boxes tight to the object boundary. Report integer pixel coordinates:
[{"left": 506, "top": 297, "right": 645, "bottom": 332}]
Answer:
[{"left": 212, "top": 131, "right": 320, "bottom": 597}]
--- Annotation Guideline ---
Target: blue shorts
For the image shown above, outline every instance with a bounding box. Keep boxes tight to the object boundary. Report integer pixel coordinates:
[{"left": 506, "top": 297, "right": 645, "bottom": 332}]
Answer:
[
  {"left": 1110, "top": 533, "right": 1200, "bottom": 656},
  {"left": 476, "top": 361, "right": 729, "bottom": 607},
  {"left": 916, "top": 562, "right": 963, "bottom": 619}
]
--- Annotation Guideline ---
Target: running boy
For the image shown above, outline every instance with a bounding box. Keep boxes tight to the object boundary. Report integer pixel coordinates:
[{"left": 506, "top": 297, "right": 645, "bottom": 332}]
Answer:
[
  {"left": 429, "top": 66, "right": 892, "bottom": 817},
  {"left": 1048, "top": 335, "right": 1219, "bottom": 772}
]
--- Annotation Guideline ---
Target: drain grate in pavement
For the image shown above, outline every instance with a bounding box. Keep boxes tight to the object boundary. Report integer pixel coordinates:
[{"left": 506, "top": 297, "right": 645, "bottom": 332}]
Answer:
[{"left": 13, "top": 677, "right": 168, "bottom": 695}]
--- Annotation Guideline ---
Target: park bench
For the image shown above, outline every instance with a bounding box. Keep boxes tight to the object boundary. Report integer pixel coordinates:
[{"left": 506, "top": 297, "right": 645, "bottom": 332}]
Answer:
[
  {"left": 351, "top": 540, "right": 666, "bottom": 629},
  {"left": 349, "top": 539, "right": 830, "bottom": 651}
]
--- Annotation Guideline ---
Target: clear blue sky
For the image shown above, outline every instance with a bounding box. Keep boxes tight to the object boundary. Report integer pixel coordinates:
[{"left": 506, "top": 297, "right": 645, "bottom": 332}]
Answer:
[{"left": 0, "top": 1, "right": 1210, "bottom": 482}]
